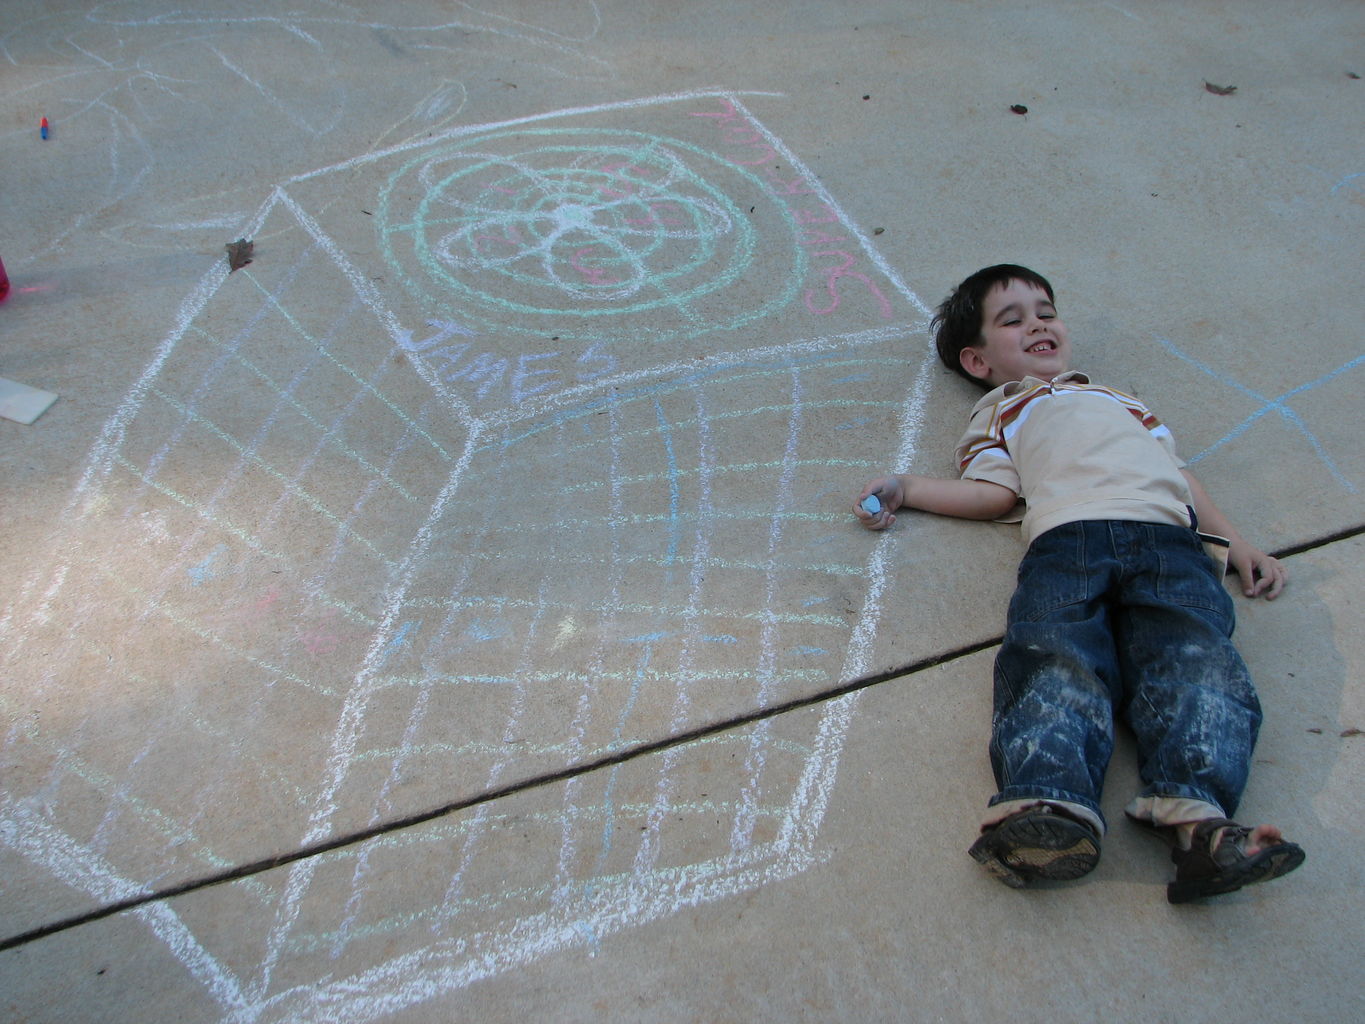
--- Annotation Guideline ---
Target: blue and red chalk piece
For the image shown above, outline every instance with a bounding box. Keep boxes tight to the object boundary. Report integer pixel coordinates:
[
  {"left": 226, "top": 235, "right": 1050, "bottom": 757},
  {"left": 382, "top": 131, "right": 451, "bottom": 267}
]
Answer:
[{"left": 40, "top": 117, "right": 49, "bottom": 140}]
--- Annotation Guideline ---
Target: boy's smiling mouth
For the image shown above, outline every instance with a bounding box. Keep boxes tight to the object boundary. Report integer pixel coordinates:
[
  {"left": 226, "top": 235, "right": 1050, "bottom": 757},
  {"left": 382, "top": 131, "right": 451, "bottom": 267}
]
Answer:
[{"left": 1027, "top": 340, "right": 1057, "bottom": 353}]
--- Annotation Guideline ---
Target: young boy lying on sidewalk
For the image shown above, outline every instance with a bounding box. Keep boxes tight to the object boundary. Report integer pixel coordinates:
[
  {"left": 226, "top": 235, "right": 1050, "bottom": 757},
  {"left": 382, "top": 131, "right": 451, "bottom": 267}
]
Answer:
[{"left": 854, "top": 264, "right": 1304, "bottom": 903}]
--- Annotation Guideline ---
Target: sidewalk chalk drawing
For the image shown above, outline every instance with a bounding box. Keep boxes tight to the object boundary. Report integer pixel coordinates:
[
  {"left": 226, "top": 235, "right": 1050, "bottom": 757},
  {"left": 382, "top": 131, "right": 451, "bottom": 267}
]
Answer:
[
  {"left": 376, "top": 127, "right": 795, "bottom": 329},
  {"left": 0, "top": 91, "right": 935, "bottom": 1020},
  {"left": 1156, "top": 336, "right": 1361, "bottom": 494},
  {"left": 0, "top": 1, "right": 614, "bottom": 256}
]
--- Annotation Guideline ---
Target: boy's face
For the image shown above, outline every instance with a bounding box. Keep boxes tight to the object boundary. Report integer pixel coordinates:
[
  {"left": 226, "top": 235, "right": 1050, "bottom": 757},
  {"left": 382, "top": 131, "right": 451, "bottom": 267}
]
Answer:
[{"left": 960, "top": 278, "right": 1071, "bottom": 387}]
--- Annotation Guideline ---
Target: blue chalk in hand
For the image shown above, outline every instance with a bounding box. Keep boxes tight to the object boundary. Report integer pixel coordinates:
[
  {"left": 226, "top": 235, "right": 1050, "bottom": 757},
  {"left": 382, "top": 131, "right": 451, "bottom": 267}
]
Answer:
[{"left": 861, "top": 494, "right": 881, "bottom": 515}]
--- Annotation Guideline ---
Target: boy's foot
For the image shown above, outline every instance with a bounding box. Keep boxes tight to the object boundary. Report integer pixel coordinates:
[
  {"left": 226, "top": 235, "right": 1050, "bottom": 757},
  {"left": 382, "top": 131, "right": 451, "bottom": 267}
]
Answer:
[
  {"left": 968, "top": 805, "right": 1101, "bottom": 889},
  {"left": 1167, "top": 818, "right": 1305, "bottom": 904}
]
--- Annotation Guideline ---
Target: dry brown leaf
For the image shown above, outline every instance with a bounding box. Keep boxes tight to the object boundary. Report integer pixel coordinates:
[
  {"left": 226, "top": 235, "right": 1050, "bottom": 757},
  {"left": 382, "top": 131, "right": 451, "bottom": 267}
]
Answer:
[
  {"left": 226, "top": 238, "right": 254, "bottom": 272},
  {"left": 1204, "top": 81, "right": 1237, "bottom": 96}
]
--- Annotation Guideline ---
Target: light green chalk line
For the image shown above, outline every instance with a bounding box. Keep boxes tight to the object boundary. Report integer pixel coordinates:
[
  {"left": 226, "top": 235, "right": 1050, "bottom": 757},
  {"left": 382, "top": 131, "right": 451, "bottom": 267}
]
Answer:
[
  {"left": 481, "top": 361, "right": 900, "bottom": 452},
  {"left": 112, "top": 470, "right": 384, "bottom": 629},
  {"left": 187, "top": 325, "right": 422, "bottom": 506},
  {"left": 394, "top": 593, "right": 850, "bottom": 630},
  {"left": 396, "top": 531, "right": 870, "bottom": 579},
  {"left": 369, "top": 667, "right": 829, "bottom": 693},
  {"left": 80, "top": 546, "right": 349, "bottom": 699},
  {"left": 145, "top": 386, "right": 399, "bottom": 569},
  {"left": 278, "top": 788, "right": 805, "bottom": 955},
  {"left": 240, "top": 269, "right": 457, "bottom": 463},
  {"left": 0, "top": 688, "right": 268, "bottom": 893},
  {"left": 115, "top": 453, "right": 294, "bottom": 563}
]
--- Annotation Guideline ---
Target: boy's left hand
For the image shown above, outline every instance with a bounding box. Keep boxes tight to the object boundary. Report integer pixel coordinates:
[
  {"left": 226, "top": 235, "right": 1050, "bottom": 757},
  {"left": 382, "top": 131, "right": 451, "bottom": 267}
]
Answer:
[{"left": 1229, "top": 541, "right": 1287, "bottom": 599}]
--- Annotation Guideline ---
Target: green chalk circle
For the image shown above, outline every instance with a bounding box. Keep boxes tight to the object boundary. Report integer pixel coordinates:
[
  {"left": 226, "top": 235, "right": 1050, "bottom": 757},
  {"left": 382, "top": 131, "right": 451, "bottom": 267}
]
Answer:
[{"left": 375, "top": 127, "right": 804, "bottom": 333}]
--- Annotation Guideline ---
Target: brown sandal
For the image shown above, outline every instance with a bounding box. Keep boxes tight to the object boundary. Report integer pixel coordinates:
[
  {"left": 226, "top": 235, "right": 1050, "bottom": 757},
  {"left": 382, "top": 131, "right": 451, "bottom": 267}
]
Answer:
[{"left": 1167, "top": 818, "right": 1304, "bottom": 904}]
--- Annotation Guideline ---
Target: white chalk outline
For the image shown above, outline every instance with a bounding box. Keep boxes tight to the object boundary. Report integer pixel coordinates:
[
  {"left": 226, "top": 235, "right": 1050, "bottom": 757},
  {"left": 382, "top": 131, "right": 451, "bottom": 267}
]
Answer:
[{"left": 1, "top": 89, "right": 936, "bottom": 1021}]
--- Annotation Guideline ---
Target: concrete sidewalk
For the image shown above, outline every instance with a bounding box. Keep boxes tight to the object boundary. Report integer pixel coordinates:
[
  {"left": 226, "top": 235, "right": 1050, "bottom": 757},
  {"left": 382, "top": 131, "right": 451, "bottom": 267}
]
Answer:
[{"left": 2, "top": 2, "right": 1361, "bottom": 1020}]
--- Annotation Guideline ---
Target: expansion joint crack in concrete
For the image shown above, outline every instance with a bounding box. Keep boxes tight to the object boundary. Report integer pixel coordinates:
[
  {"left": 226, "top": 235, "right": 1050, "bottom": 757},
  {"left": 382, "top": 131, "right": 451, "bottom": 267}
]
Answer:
[
  {"left": 0, "top": 635, "right": 1003, "bottom": 954},
  {"left": 4, "top": 528, "right": 1357, "bottom": 954}
]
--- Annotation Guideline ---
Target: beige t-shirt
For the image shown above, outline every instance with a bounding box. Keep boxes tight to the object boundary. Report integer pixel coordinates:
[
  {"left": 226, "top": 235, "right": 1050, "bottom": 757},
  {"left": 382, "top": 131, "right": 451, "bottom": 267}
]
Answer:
[{"left": 955, "top": 371, "right": 1193, "bottom": 546}]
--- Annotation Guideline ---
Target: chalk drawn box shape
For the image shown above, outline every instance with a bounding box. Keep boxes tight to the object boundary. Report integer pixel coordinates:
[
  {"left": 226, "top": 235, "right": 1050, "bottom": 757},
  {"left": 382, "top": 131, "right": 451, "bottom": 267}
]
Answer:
[{"left": 3, "top": 91, "right": 935, "bottom": 1009}]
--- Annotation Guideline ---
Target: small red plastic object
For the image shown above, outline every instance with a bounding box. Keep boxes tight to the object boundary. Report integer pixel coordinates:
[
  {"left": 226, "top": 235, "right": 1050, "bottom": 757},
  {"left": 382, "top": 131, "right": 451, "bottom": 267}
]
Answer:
[{"left": 0, "top": 255, "right": 9, "bottom": 302}]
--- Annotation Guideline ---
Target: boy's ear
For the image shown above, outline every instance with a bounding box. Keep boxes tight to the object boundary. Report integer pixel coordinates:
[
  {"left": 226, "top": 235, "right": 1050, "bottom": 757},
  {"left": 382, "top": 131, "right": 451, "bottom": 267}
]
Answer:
[{"left": 959, "top": 345, "right": 992, "bottom": 382}]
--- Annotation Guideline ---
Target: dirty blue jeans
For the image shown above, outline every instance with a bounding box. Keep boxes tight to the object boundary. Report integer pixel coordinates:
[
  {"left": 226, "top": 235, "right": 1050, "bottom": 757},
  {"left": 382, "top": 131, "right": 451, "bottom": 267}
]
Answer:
[{"left": 988, "top": 519, "right": 1262, "bottom": 832}]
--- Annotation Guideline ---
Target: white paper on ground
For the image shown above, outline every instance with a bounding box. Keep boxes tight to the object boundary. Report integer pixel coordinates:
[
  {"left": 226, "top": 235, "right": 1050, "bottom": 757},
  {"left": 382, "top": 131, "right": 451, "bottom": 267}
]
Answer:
[{"left": 0, "top": 376, "right": 59, "bottom": 424}]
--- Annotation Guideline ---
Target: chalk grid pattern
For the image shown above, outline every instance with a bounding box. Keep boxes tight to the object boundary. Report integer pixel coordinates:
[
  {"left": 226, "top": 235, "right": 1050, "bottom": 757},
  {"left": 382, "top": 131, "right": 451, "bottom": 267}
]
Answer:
[{"left": 1, "top": 92, "right": 934, "bottom": 1019}]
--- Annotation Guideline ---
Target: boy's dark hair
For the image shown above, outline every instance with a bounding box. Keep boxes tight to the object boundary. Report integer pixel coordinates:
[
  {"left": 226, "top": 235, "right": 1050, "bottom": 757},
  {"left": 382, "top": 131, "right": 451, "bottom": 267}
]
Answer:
[{"left": 932, "top": 264, "right": 1055, "bottom": 386}]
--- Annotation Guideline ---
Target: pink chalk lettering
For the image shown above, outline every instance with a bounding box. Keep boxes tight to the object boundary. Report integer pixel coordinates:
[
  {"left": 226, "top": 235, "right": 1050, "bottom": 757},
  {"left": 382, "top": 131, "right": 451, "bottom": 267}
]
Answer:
[
  {"left": 764, "top": 170, "right": 816, "bottom": 196},
  {"left": 689, "top": 98, "right": 780, "bottom": 166},
  {"left": 803, "top": 251, "right": 894, "bottom": 319},
  {"left": 795, "top": 203, "right": 839, "bottom": 225},
  {"left": 729, "top": 143, "right": 780, "bottom": 166},
  {"left": 800, "top": 228, "right": 846, "bottom": 247},
  {"left": 688, "top": 97, "right": 742, "bottom": 123},
  {"left": 722, "top": 125, "right": 764, "bottom": 145},
  {"left": 688, "top": 98, "right": 892, "bottom": 322}
]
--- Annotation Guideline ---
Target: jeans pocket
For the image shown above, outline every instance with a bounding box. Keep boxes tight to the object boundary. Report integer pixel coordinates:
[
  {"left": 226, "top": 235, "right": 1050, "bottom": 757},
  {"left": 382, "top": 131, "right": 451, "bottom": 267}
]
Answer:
[
  {"left": 1009, "top": 524, "right": 1094, "bottom": 622},
  {"left": 1153, "top": 529, "right": 1235, "bottom": 626}
]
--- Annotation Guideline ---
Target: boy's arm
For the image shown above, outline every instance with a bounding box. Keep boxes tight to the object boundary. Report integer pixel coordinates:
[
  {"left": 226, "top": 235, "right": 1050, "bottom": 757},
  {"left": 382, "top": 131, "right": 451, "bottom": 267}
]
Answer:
[
  {"left": 853, "top": 473, "right": 1017, "bottom": 530},
  {"left": 1182, "top": 469, "right": 1287, "bottom": 599}
]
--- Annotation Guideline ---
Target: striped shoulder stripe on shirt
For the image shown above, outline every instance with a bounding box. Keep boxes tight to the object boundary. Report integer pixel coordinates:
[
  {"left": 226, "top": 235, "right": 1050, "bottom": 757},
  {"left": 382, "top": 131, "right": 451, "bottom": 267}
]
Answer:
[
  {"left": 1076, "top": 381, "right": 1165, "bottom": 432},
  {"left": 959, "top": 380, "right": 1167, "bottom": 472}
]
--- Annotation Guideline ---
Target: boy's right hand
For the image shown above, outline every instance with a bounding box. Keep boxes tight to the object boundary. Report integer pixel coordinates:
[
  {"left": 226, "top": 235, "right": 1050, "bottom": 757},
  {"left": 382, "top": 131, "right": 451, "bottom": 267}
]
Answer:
[{"left": 853, "top": 476, "right": 905, "bottom": 530}]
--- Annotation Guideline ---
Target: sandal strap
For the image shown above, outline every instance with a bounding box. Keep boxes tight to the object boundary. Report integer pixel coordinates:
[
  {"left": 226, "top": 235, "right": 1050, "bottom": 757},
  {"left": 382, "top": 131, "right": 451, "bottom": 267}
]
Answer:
[{"left": 1189, "top": 817, "right": 1244, "bottom": 849}]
